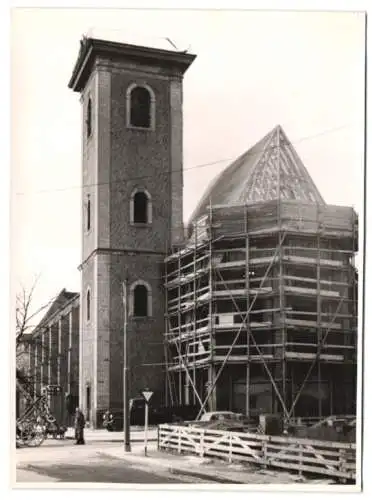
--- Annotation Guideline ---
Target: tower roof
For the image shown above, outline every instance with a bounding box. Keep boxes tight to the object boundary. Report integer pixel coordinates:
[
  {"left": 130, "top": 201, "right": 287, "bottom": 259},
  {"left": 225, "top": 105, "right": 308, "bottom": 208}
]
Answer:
[
  {"left": 68, "top": 37, "right": 196, "bottom": 92},
  {"left": 189, "top": 125, "right": 325, "bottom": 226}
]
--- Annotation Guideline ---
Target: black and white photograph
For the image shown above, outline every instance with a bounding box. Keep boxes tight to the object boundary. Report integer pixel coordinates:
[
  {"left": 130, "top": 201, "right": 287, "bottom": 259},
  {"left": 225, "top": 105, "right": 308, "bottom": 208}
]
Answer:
[{"left": 8, "top": 4, "right": 367, "bottom": 494}]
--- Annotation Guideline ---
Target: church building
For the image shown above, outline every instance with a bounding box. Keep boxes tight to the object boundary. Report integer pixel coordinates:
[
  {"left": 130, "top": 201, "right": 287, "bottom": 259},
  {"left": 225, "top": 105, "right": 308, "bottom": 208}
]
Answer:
[{"left": 68, "top": 36, "right": 358, "bottom": 427}]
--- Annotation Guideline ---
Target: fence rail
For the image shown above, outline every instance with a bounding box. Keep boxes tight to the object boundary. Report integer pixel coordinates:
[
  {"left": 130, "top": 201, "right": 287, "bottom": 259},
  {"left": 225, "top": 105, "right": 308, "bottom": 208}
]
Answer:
[
  {"left": 286, "top": 415, "right": 356, "bottom": 427},
  {"left": 158, "top": 424, "right": 356, "bottom": 482}
]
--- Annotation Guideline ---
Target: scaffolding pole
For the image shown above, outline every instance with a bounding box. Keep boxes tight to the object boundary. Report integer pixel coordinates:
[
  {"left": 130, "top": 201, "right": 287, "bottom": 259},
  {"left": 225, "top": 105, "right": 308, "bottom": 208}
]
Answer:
[
  {"left": 244, "top": 205, "right": 250, "bottom": 417},
  {"left": 164, "top": 246, "right": 171, "bottom": 407},
  {"left": 277, "top": 128, "right": 286, "bottom": 415},
  {"left": 192, "top": 219, "right": 198, "bottom": 405},
  {"left": 316, "top": 207, "right": 322, "bottom": 417},
  {"left": 177, "top": 250, "right": 182, "bottom": 405},
  {"left": 208, "top": 200, "right": 216, "bottom": 411}
]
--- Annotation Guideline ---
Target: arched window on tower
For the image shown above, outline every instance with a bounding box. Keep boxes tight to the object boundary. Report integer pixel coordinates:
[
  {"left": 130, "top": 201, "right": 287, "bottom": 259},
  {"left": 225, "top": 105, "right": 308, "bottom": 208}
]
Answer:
[
  {"left": 126, "top": 84, "right": 155, "bottom": 129},
  {"left": 86, "top": 97, "right": 92, "bottom": 138},
  {"left": 130, "top": 189, "right": 152, "bottom": 225},
  {"left": 130, "top": 281, "right": 152, "bottom": 317},
  {"left": 86, "top": 289, "right": 91, "bottom": 322}
]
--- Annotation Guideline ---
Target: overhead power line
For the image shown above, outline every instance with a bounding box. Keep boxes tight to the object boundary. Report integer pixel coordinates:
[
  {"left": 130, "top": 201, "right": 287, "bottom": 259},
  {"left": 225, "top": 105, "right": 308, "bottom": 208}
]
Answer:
[{"left": 14, "top": 122, "right": 357, "bottom": 197}]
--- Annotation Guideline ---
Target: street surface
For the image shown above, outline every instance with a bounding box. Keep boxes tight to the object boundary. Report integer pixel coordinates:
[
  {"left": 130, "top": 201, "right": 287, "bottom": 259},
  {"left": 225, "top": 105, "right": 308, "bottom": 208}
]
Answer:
[
  {"left": 14, "top": 428, "right": 337, "bottom": 486},
  {"left": 15, "top": 440, "right": 209, "bottom": 484}
]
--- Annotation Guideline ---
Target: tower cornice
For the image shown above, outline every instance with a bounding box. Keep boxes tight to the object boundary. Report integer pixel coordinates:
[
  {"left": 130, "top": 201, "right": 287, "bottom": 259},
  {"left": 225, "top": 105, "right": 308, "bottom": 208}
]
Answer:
[
  {"left": 77, "top": 247, "right": 166, "bottom": 271},
  {"left": 68, "top": 37, "right": 196, "bottom": 92}
]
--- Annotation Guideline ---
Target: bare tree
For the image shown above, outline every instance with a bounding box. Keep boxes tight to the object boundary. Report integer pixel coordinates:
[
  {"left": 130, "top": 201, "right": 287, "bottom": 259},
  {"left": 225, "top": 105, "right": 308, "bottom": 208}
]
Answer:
[
  {"left": 16, "top": 277, "right": 59, "bottom": 397},
  {"left": 17, "top": 278, "right": 43, "bottom": 352}
]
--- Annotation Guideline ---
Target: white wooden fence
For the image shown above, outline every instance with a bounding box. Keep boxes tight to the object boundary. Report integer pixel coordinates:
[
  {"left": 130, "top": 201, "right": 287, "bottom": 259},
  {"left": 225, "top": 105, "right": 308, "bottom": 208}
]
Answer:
[{"left": 158, "top": 424, "right": 356, "bottom": 482}]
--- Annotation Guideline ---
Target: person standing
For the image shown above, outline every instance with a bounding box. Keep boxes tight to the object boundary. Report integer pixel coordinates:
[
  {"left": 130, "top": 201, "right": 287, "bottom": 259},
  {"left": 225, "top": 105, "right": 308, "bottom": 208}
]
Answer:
[{"left": 74, "top": 408, "right": 86, "bottom": 445}]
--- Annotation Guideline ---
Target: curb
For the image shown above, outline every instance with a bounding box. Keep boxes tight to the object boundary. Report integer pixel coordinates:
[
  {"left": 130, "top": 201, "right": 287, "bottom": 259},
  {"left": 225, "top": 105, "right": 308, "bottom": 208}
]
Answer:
[
  {"left": 97, "top": 451, "right": 244, "bottom": 484},
  {"left": 168, "top": 467, "right": 244, "bottom": 484},
  {"left": 65, "top": 436, "right": 157, "bottom": 443}
]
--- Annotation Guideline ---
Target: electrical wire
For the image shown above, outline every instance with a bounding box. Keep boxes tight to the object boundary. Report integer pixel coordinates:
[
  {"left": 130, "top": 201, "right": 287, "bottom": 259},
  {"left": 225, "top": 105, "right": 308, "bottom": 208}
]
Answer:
[{"left": 14, "top": 122, "right": 356, "bottom": 197}]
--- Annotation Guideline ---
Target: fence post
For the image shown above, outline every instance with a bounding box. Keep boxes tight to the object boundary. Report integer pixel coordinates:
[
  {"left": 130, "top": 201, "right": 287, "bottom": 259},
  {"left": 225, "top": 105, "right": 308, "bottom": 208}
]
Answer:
[
  {"left": 228, "top": 432, "right": 232, "bottom": 464},
  {"left": 262, "top": 437, "right": 268, "bottom": 468},
  {"left": 339, "top": 447, "right": 346, "bottom": 477},
  {"left": 199, "top": 430, "right": 205, "bottom": 458},
  {"left": 177, "top": 427, "right": 182, "bottom": 455},
  {"left": 298, "top": 443, "right": 303, "bottom": 477}
]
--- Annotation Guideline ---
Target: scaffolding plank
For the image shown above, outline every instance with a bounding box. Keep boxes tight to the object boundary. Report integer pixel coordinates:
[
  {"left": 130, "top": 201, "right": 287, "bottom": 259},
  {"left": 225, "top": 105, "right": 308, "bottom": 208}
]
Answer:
[{"left": 285, "top": 352, "right": 344, "bottom": 361}]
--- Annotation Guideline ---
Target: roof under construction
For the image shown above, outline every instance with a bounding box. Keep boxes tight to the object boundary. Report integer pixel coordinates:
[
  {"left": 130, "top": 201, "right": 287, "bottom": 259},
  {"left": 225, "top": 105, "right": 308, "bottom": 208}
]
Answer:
[{"left": 189, "top": 125, "right": 326, "bottom": 228}]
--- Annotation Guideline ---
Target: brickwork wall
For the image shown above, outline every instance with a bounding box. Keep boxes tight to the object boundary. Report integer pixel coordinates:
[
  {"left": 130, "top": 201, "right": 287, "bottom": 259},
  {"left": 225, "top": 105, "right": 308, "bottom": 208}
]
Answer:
[
  {"left": 35, "top": 339, "right": 42, "bottom": 395},
  {"left": 95, "top": 253, "right": 110, "bottom": 422},
  {"left": 49, "top": 323, "right": 59, "bottom": 385},
  {"left": 110, "top": 71, "right": 173, "bottom": 253},
  {"left": 81, "top": 258, "right": 95, "bottom": 422},
  {"left": 108, "top": 253, "right": 166, "bottom": 409},
  {"left": 59, "top": 315, "right": 69, "bottom": 395},
  {"left": 79, "top": 66, "right": 98, "bottom": 421},
  {"left": 169, "top": 78, "right": 184, "bottom": 245},
  {"left": 70, "top": 305, "right": 80, "bottom": 399},
  {"left": 77, "top": 54, "right": 188, "bottom": 427},
  {"left": 41, "top": 330, "right": 49, "bottom": 386},
  {"left": 96, "top": 68, "right": 111, "bottom": 249},
  {"left": 81, "top": 70, "right": 99, "bottom": 261}
]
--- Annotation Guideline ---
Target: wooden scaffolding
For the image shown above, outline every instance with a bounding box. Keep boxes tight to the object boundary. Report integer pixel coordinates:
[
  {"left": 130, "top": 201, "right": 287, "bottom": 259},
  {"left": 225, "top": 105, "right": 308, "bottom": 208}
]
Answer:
[{"left": 163, "top": 198, "right": 358, "bottom": 421}]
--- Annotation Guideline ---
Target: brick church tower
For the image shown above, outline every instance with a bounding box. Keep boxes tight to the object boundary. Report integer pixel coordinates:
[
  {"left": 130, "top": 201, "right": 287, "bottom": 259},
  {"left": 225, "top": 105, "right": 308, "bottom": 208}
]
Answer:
[{"left": 68, "top": 37, "right": 195, "bottom": 427}]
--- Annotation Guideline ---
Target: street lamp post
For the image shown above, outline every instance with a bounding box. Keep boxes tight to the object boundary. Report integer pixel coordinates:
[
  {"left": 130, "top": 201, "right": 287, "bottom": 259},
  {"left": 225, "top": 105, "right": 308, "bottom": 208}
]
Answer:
[{"left": 122, "top": 280, "right": 131, "bottom": 452}]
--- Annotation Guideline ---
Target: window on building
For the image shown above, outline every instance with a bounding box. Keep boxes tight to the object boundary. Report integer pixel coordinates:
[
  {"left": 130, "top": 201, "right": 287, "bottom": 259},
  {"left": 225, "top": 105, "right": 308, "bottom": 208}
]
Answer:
[
  {"left": 130, "top": 189, "right": 152, "bottom": 225},
  {"left": 134, "top": 191, "right": 148, "bottom": 223},
  {"left": 134, "top": 285, "right": 148, "bottom": 317},
  {"left": 86, "top": 289, "right": 91, "bottom": 322},
  {"left": 127, "top": 84, "right": 155, "bottom": 129},
  {"left": 86, "top": 97, "right": 92, "bottom": 138},
  {"left": 130, "top": 281, "right": 152, "bottom": 317},
  {"left": 86, "top": 196, "right": 91, "bottom": 231}
]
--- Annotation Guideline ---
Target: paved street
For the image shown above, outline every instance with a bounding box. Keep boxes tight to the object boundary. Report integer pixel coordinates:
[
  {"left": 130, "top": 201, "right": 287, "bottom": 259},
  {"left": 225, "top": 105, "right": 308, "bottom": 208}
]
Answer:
[
  {"left": 18, "top": 457, "right": 186, "bottom": 483},
  {"left": 15, "top": 440, "right": 210, "bottom": 484}
]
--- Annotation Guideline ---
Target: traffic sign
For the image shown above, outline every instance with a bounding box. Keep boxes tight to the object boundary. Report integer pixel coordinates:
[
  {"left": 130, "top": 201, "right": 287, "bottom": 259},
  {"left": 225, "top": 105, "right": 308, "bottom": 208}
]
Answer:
[
  {"left": 142, "top": 390, "right": 153, "bottom": 402},
  {"left": 141, "top": 390, "right": 153, "bottom": 457}
]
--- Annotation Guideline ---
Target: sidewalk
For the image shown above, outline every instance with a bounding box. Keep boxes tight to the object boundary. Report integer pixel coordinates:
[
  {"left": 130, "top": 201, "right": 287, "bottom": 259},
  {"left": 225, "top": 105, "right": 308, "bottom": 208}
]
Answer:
[
  {"left": 65, "top": 426, "right": 157, "bottom": 442},
  {"left": 100, "top": 441, "right": 331, "bottom": 485}
]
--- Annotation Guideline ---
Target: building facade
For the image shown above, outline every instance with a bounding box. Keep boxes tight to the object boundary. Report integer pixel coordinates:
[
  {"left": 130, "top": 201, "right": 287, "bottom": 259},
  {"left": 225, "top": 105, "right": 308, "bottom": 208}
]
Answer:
[
  {"left": 22, "top": 289, "right": 80, "bottom": 424},
  {"left": 68, "top": 37, "right": 196, "bottom": 427}
]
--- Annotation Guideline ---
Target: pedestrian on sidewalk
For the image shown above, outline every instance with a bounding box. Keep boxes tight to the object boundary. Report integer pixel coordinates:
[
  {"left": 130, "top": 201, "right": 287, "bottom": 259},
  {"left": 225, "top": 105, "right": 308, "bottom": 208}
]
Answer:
[{"left": 74, "top": 408, "right": 86, "bottom": 445}]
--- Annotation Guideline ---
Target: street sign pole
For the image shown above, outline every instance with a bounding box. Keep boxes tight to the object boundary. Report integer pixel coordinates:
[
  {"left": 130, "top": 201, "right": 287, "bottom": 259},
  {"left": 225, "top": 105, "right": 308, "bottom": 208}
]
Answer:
[
  {"left": 144, "top": 401, "right": 149, "bottom": 456},
  {"left": 142, "top": 390, "right": 153, "bottom": 457}
]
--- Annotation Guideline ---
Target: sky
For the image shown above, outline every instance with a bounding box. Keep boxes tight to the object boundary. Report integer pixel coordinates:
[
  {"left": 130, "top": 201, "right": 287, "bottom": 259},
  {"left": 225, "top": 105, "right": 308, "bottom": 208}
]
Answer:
[{"left": 10, "top": 8, "right": 365, "bottom": 316}]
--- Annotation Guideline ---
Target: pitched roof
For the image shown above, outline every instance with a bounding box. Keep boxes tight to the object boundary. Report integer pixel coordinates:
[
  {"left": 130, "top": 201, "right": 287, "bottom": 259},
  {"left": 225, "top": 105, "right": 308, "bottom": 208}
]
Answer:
[
  {"left": 189, "top": 125, "right": 325, "bottom": 227},
  {"left": 33, "top": 289, "right": 79, "bottom": 334}
]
